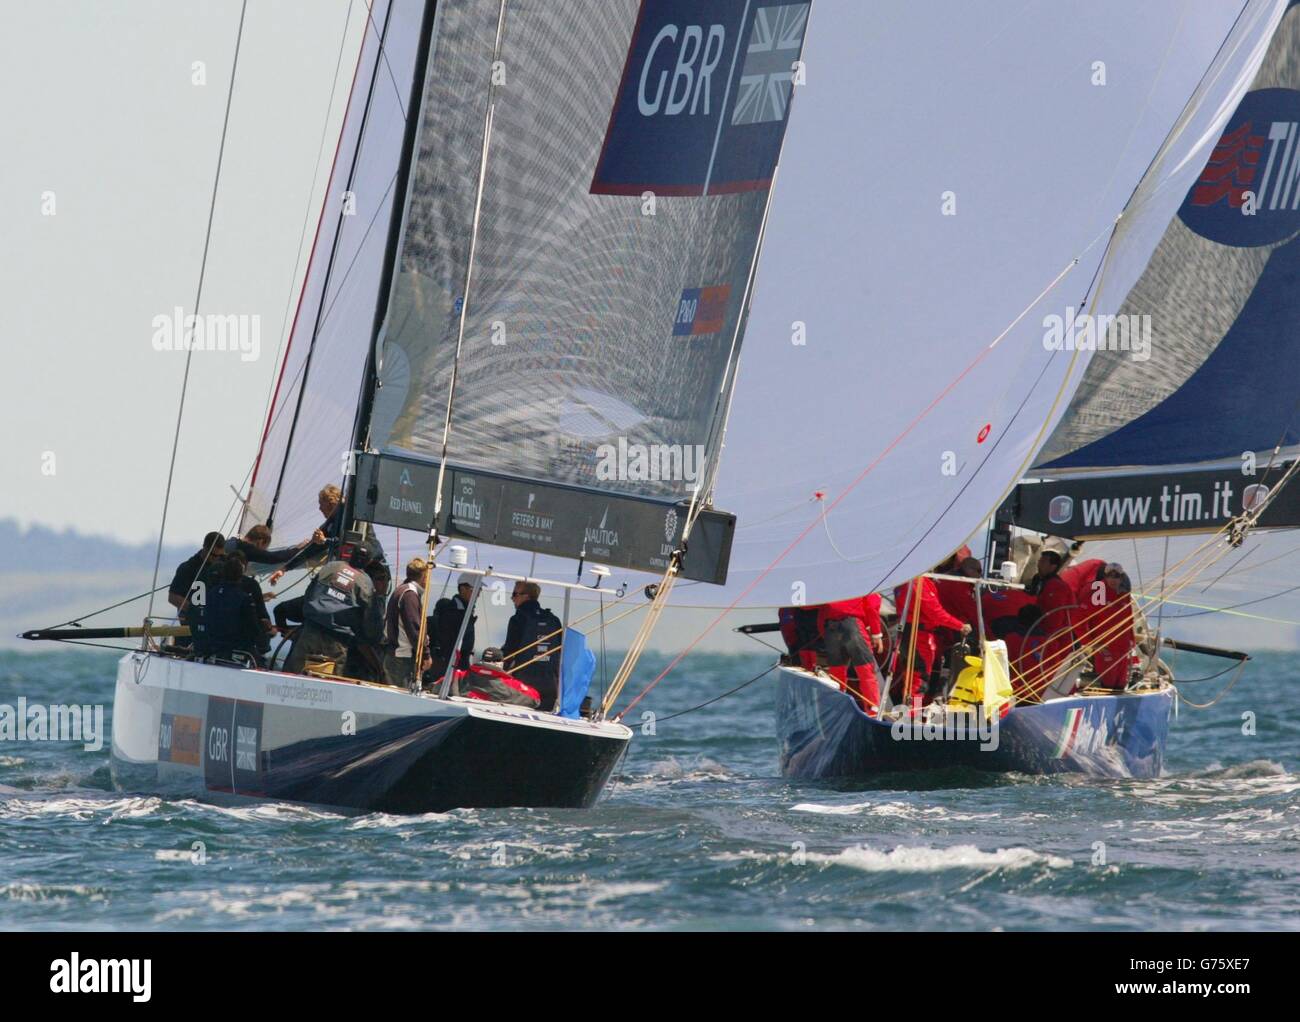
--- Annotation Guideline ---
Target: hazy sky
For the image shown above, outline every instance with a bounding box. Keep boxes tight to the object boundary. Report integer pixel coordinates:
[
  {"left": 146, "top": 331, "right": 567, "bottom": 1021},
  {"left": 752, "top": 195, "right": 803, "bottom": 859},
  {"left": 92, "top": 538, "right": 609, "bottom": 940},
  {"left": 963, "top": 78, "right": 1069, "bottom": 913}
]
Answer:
[{"left": 0, "top": 0, "right": 365, "bottom": 547}]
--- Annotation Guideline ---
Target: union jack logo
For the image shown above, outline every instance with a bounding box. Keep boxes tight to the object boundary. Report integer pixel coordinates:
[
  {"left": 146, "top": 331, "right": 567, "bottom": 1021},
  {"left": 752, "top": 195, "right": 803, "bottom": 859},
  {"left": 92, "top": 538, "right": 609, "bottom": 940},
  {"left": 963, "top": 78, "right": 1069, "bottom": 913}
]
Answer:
[
  {"left": 1189, "top": 121, "right": 1266, "bottom": 208},
  {"left": 731, "top": 3, "right": 809, "bottom": 127}
]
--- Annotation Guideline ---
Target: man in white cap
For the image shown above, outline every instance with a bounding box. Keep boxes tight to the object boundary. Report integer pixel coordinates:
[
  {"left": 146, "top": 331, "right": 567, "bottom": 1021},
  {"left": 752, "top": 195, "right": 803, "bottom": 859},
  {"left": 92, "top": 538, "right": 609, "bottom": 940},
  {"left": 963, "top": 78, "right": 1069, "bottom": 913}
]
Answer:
[{"left": 426, "top": 571, "right": 477, "bottom": 682}]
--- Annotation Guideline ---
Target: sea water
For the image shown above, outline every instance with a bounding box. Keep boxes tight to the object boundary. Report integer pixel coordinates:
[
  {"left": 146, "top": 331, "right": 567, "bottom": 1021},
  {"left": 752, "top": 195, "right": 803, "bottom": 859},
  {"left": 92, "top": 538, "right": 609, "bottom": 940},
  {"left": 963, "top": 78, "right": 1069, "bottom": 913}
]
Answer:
[{"left": 0, "top": 648, "right": 1295, "bottom": 930}]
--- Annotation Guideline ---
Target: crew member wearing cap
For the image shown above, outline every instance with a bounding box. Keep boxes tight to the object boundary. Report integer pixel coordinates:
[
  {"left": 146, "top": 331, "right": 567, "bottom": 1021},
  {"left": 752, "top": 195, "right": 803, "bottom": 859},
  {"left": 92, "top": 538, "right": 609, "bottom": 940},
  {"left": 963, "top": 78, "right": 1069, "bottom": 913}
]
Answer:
[
  {"left": 284, "top": 541, "right": 379, "bottom": 676},
  {"left": 427, "top": 571, "right": 477, "bottom": 681}
]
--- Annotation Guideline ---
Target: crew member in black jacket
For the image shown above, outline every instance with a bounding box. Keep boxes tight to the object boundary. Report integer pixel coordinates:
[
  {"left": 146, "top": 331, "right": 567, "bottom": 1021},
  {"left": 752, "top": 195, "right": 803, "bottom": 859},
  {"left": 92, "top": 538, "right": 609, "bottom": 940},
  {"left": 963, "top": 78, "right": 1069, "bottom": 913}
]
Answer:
[{"left": 501, "top": 581, "right": 562, "bottom": 710}]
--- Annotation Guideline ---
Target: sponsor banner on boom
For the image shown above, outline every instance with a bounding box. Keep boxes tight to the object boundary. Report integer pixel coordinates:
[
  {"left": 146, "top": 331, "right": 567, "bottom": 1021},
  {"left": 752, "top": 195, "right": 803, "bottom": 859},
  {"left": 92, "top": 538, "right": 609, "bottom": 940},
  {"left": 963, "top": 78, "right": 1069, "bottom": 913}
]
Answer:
[{"left": 1010, "top": 465, "right": 1300, "bottom": 537}]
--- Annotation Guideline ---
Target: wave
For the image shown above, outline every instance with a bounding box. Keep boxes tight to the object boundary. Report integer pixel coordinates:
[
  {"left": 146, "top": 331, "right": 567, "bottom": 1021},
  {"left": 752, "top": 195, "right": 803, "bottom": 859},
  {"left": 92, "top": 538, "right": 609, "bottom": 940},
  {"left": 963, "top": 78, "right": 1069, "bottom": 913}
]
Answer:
[
  {"left": 812, "top": 843, "right": 1073, "bottom": 873},
  {"left": 789, "top": 800, "right": 1003, "bottom": 822}
]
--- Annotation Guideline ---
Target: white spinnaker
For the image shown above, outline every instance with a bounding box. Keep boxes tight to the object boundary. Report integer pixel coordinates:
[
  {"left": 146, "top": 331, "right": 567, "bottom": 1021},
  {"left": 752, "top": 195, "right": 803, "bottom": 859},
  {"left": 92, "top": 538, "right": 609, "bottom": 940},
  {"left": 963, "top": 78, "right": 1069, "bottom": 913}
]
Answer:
[
  {"left": 243, "top": 0, "right": 424, "bottom": 547},
  {"left": 708, "top": 0, "right": 1286, "bottom": 608}
]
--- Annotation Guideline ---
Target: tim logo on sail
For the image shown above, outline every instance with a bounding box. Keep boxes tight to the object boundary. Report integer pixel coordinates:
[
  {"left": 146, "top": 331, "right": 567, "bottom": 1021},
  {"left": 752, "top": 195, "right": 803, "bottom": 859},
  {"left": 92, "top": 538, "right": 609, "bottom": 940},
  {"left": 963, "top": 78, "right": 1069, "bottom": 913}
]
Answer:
[
  {"left": 1179, "top": 87, "right": 1300, "bottom": 247},
  {"left": 591, "top": 0, "right": 809, "bottom": 196}
]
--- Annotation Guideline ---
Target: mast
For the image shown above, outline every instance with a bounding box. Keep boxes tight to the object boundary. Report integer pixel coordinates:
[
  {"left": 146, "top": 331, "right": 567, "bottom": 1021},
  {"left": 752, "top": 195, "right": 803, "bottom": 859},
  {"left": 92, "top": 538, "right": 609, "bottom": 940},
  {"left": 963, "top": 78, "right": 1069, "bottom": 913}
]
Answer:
[
  {"left": 413, "top": 0, "right": 508, "bottom": 695},
  {"left": 342, "top": 0, "right": 442, "bottom": 539}
]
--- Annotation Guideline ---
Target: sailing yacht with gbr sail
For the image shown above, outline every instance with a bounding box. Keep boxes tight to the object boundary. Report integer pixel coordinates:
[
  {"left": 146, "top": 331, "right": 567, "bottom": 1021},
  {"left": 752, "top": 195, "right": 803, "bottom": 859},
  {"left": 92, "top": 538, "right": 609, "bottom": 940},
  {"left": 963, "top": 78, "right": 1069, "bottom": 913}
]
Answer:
[{"left": 24, "top": 0, "right": 810, "bottom": 811}]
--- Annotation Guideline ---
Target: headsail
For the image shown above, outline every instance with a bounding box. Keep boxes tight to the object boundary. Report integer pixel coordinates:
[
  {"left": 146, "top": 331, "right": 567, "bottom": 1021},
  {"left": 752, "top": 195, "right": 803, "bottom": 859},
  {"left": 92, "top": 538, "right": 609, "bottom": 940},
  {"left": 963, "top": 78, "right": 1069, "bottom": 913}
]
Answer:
[
  {"left": 241, "top": 0, "right": 428, "bottom": 545},
  {"left": 705, "top": 0, "right": 1287, "bottom": 604},
  {"left": 1015, "top": 0, "right": 1300, "bottom": 538}
]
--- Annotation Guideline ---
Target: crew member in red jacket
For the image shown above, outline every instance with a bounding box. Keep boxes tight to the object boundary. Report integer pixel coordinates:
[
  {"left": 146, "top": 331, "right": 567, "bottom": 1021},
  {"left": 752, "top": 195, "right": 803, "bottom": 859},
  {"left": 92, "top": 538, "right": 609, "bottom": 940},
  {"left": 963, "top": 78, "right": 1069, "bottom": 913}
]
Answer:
[
  {"left": 1062, "top": 559, "right": 1135, "bottom": 688},
  {"left": 1020, "top": 550, "right": 1078, "bottom": 698},
  {"left": 934, "top": 557, "right": 981, "bottom": 622},
  {"left": 980, "top": 585, "right": 1038, "bottom": 662},
  {"left": 816, "top": 595, "right": 883, "bottom": 713},
  {"left": 892, "top": 575, "right": 969, "bottom": 705}
]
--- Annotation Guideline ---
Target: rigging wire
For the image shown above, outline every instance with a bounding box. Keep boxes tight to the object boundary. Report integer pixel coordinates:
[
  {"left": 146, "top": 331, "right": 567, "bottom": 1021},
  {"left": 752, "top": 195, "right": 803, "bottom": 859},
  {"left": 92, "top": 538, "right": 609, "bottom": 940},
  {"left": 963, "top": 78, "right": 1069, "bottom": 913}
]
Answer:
[
  {"left": 1174, "top": 658, "right": 1250, "bottom": 709},
  {"left": 1156, "top": 579, "right": 1300, "bottom": 620},
  {"left": 361, "top": 0, "right": 412, "bottom": 118},
  {"left": 145, "top": 1, "right": 249, "bottom": 622},
  {"left": 612, "top": 253, "right": 1089, "bottom": 719},
  {"left": 249, "top": 0, "right": 360, "bottom": 517},
  {"left": 114, "top": 3, "right": 406, "bottom": 631},
  {"left": 411, "top": 0, "right": 508, "bottom": 692},
  {"left": 648, "top": 664, "right": 779, "bottom": 725},
  {"left": 268, "top": 0, "right": 399, "bottom": 528}
]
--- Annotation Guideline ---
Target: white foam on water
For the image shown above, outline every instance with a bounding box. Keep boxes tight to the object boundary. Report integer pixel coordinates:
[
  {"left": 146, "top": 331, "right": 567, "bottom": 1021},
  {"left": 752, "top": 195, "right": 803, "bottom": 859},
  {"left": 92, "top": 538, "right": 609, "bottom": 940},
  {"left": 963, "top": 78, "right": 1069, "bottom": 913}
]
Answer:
[
  {"left": 1122, "top": 761, "right": 1299, "bottom": 808},
  {"left": 339, "top": 879, "right": 450, "bottom": 895},
  {"left": 450, "top": 838, "right": 584, "bottom": 862},
  {"left": 163, "top": 884, "right": 339, "bottom": 919},
  {"left": 1204, "top": 759, "right": 1288, "bottom": 780},
  {"left": 710, "top": 844, "right": 1071, "bottom": 874},
  {"left": 108, "top": 797, "right": 166, "bottom": 820},
  {"left": 1, "top": 882, "right": 105, "bottom": 902},
  {"left": 1129, "top": 832, "right": 1206, "bottom": 844},
  {"left": 0, "top": 795, "right": 157, "bottom": 820},
  {"left": 528, "top": 880, "right": 668, "bottom": 907},
  {"left": 347, "top": 810, "right": 462, "bottom": 830},
  {"left": 0, "top": 756, "right": 26, "bottom": 767},
  {"left": 811, "top": 843, "right": 1072, "bottom": 873},
  {"left": 622, "top": 755, "right": 732, "bottom": 788},
  {"left": 174, "top": 799, "right": 344, "bottom": 823},
  {"left": 789, "top": 800, "right": 1001, "bottom": 822}
]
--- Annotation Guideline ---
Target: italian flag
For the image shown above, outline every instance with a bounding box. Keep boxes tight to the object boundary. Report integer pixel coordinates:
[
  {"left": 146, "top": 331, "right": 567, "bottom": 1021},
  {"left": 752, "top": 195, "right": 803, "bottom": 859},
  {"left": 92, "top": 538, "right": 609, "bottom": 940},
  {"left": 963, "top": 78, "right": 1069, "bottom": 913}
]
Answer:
[{"left": 1053, "top": 708, "right": 1084, "bottom": 759}]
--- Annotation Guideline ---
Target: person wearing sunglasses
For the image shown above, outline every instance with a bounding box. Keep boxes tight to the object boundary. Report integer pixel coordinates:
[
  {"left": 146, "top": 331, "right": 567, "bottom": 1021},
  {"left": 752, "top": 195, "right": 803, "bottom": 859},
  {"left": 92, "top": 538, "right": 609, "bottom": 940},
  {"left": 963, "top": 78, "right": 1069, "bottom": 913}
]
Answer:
[{"left": 501, "top": 581, "right": 563, "bottom": 710}]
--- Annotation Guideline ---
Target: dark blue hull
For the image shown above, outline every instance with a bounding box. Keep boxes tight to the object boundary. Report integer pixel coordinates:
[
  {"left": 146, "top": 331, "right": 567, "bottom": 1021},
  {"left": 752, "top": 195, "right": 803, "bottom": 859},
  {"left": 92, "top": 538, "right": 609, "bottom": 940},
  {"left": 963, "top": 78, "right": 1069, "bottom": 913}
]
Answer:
[{"left": 776, "top": 666, "right": 1172, "bottom": 779}]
